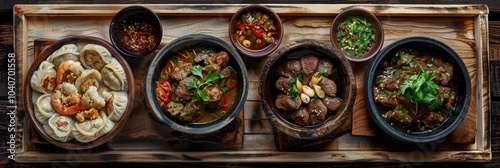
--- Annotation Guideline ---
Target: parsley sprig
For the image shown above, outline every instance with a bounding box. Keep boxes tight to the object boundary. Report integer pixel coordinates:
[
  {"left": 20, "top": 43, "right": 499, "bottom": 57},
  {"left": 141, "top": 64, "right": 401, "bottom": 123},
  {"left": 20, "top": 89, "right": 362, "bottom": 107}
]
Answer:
[
  {"left": 397, "top": 67, "right": 442, "bottom": 112},
  {"left": 186, "top": 65, "right": 221, "bottom": 103}
]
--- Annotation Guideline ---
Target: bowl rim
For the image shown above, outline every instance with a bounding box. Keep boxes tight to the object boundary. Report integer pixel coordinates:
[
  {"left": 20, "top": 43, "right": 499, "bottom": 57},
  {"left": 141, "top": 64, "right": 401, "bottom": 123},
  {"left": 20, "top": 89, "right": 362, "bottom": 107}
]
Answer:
[
  {"left": 144, "top": 33, "right": 249, "bottom": 134},
  {"left": 258, "top": 39, "right": 357, "bottom": 139},
  {"left": 109, "top": 5, "right": 163, "bottom": 58},
  {"left": 228, "top": 4, "right": 284, "bottom": 58},
  {"left": 24, "top": 35, "right": 135, "bottom": 150},
  {"left": 363, "top": 36, "right": 471, "bottom": 143},
  {"left": 330, "top": 7, "right": 384, "bottom": 63}
]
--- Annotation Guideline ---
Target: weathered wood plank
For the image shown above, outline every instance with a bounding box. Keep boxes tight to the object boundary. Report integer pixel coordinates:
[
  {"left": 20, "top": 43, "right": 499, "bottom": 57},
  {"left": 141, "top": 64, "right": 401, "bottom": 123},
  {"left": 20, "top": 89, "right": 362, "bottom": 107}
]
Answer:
[
  {"left": 14, "top": 4, "right": 488, "bottom": 16},
  {"left": 13, "top": 4, "right": 490, "bottom": 162}
]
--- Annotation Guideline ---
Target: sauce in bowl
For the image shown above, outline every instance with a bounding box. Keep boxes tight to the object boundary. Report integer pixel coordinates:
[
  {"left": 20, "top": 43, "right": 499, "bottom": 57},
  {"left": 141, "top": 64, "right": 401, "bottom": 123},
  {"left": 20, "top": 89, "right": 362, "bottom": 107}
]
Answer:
[{"left": 232, "top": 10, "right": 278, "bottom": 50}]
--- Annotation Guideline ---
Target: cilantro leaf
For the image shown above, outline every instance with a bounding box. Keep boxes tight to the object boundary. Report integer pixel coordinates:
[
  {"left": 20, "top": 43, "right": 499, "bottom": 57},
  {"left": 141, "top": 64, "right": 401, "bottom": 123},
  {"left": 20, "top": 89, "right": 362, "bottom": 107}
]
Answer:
[
  {"left": 189, "top": 65, "right": 203, "bottom": 78},
  {"left": 197, "top": 90, "right": 209, "bottom": 102},
  {"left": 220, "top": 83, "right": 228, "bottom": 92},
  {"left": 186, "top": 81, "right": 198, "bottom": 91},
  {"left": 204, "top": 70, "right": 220, "bottom": 85}
]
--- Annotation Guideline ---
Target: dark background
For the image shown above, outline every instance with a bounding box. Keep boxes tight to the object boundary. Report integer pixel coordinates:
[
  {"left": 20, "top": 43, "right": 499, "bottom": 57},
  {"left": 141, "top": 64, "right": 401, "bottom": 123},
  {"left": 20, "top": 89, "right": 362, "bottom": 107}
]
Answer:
[{"left": 1, "top": 0, "right": 499, "bottom": 167}]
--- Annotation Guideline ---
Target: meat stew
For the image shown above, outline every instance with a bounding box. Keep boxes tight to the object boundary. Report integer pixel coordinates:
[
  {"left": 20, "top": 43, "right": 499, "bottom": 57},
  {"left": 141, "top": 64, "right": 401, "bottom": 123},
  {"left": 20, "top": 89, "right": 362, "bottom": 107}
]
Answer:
[
  {"left": 155, "top": 48, "right": 239, "bottom": 124},
  {"left": 272, "top": 53, "right": 344, "bottom": 126},
  {"left": 373, "top": 48, "right": 458, "bottom": 133}
]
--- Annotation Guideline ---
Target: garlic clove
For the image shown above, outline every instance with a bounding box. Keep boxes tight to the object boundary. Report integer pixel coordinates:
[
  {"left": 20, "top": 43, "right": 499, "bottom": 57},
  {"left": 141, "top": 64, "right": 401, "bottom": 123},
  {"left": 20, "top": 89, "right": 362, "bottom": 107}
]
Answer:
[
  {"left": 300, "top": 93, "right": 310, "bottom": 104},
  {"left": 314, "top": 84, "right": 325, "bottom": 98},
  {"left": 302, "top": 85, "right": 315, "bottom": 97},
  {"left": 310, "top": 72, "right": 323, "bottom": 86}
]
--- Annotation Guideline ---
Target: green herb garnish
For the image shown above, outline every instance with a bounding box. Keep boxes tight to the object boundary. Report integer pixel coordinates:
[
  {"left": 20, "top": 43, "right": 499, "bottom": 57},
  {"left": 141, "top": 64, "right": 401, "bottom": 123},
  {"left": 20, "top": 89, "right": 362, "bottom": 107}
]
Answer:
[
  {"left": 397, "top": 68, "right": 442, "bottom": 112},
  {"left": 186, "top": 65, "right": 221, "bottom": 103}
]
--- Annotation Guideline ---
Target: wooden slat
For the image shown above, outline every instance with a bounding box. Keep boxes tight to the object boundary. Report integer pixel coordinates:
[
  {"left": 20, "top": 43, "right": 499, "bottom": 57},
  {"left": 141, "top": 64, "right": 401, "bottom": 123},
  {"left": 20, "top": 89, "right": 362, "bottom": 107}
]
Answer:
[
  {"left": 14, "top": 4, "right": 488, "bottom": 16},
  {"left": 13, "top": 4, "right": 491, "bottom": 162}
]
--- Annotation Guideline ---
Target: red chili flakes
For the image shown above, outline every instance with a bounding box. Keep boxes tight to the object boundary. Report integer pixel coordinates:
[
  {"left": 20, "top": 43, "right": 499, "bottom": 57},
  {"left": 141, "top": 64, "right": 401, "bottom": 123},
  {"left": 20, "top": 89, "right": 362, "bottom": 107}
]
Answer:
[{"left": 117, "top": 18, "right": 159, "bottom": 55}]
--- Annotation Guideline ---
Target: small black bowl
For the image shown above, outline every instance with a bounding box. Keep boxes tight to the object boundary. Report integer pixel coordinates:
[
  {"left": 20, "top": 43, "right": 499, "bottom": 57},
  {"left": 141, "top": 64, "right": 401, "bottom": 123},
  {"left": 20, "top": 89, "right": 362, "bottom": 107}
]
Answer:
[
  {"left": 109, "top": 6, "right": 162, "bottom": 58},
  {"left": 364, "top": 37, "right": 471, "bottom": 143},
  {"left": 143, "top": 34, "right": 248, "bottom": 134}
]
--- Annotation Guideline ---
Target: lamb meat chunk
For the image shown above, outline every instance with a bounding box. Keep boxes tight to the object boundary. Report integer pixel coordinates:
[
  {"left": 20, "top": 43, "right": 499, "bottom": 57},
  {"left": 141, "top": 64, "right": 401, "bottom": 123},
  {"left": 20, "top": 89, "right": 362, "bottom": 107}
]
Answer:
[
  {"left": 320, "top": 77, "right": 337, "bottom": 97},
  {"left": 205, "top": 86, "right": 223, "bottom": 108},
  {"left": 300, "top": 54, "right": 319, "bottom": 75},
  {"left": 174, "top": 75, "right": 199, "bottom": 101},
  {"left": 220, "top": 66, "right": 237, "bottom": 79},
  {"left": 291, "top": 107, "right": 310, "bottom": 126},
  {"left": 436, "top": 63, "right": 454, "bottom": 86},
  {"left": 385, "top": 104, "right": 413, "bottom": 124},
  {"left": 423, "top": 112, "right": 445, "bottom": 129},
  {"left": 432, "top": 57, "right": 444, "bottom": 67},
  {"left": 322, "top": 96, "right": 342, "bottom": 112},
  {"left": 194, "top": 51, "right": 209, "bottom": 63},
  {"left": 166, "top": 101, "right": 184, "bottom": 117},
  {"left": 179, "top": 101, "right": 205, "bottom": 122},
  {"left": 275, "top": 94, "right": 302, "bottom": 111},
  {"left": 317, "top": 58, "right": 334, "bottom": 76},
  {"left": 307, "top": 100, "right": 328, "bottom": 125},
  {"left": 275, "top": 77, "right": 292, "bottom": 94},
  {"left": 397, "top": 53, "right": 414, "bottom": 66},
  {"left": 171, "top": 62, "right": 193, "bottom": 81},
  {"left": 276, "top": 59, "right": 302, "bottom": 77},
  {"left": 302, "top": 73, "right": 313, "bottom": 86},
  {"left": 383, "top": 77, "right": 400, "bottom": 91},
  {"left": 210, "top": 51, "right": 229, "bottom": 68},
  {"left": 203, "top": 63, "right": 221, "bottom": 72},
  {"left": 203, "top": 51, "right": 230, "bottom": 72},
  {"left": 374, "top": 87, "right": 398, "bottom": 107}
]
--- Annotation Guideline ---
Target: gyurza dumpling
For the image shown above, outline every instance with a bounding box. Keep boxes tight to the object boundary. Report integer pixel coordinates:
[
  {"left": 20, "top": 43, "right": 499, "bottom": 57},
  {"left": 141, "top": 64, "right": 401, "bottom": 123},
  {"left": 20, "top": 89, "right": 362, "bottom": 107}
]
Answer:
[
  {"left": 75, "top": 69, "right": 102, "bottom": 94},
  {"left": 104, "top": 91, "right": 128, "bottom": 122},
  {"left": 30, "top": 61, "right": 57, "bottom": 93},
  {"left": 101, "top": 58, "right": 127, "bottom": 91},
  {"left": 43, "top": 114, "right": 75, "bottom": 142},
  {"left": 79, "top": 44, "right": 112, "bottom": 70},
  {"left": 34, "top": 93, "right": 56, "bottom": 124},
  {"left": 47, "top": 44, "right": 79, "bottom": 68},
  {"left": 72, "top": 111, "right": 115, "bottom": 143}
]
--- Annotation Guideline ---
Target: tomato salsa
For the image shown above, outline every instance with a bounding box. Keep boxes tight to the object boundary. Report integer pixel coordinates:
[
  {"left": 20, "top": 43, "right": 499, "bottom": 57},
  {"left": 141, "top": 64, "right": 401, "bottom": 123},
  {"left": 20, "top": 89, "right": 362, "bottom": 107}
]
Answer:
[{"left": 233, "top": 11, "right": 278, "bottom": 50}]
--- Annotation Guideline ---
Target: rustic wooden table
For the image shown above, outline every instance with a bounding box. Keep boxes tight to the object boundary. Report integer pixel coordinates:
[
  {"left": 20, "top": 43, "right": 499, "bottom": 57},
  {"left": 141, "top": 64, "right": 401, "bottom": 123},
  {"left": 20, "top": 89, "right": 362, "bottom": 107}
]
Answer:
[{"left": 1, "top": 0, "right": 500, "bottom": 167}]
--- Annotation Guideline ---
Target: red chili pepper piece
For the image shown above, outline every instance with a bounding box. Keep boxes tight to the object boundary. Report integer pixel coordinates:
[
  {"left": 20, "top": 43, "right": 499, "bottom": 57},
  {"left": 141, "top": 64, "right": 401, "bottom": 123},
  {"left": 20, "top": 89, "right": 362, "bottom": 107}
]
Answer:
[{"left": 250, "top": 28, "right": 264, "bottom": 38}]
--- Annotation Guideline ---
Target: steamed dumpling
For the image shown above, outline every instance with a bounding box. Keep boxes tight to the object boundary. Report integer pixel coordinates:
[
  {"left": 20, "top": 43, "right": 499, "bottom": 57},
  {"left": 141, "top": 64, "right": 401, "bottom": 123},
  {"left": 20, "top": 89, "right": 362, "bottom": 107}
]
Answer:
[
  {"left": 72, "top": 111, "right": 115, "bottom": 143},
  {"left": 101, "top": 58, "right": 127, "bottom": 91},
  {"left": 75, "top": 69, "right": 102, "bottom": 93},
  {"left": 104, "top": 91, "right": 128, "bottom": 122},
  {"left": 43, "top": 114, "right": 75, "bottom": 142},
  {"left": 79, "top": 44, "right": 112, "bottom": 70},
  {"left": 34, "top": 93, "right": 56, "bottom": 124},
  {"left": 30, "top": 61, "right": 57, "bottom": 93},
  {"left": 47, "top": 44, "right": 79, "bottom": 68}
]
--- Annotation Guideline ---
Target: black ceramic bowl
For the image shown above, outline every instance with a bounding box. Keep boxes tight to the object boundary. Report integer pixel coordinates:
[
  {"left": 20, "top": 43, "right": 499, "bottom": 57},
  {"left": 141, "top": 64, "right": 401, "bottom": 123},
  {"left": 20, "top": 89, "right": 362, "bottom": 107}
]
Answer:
[
  {"left": 259, "top": 39, "right": 356, "bottom": 139},
  {"left": 364, "top": 37, "right": 471, "bottom": 143},
  {"left": 109, "top": 6, "right": 162, "bottom": 58},
  {"left": 144, "top": 34, "right": 248, "bottom": 134}
]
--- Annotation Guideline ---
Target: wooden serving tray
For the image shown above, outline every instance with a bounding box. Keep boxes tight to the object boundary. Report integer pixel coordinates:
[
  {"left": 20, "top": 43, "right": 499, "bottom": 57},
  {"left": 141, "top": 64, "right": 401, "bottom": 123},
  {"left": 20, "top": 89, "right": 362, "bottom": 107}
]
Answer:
[{"left": 14, "top": 4, "right": 491, "bottom": 162}]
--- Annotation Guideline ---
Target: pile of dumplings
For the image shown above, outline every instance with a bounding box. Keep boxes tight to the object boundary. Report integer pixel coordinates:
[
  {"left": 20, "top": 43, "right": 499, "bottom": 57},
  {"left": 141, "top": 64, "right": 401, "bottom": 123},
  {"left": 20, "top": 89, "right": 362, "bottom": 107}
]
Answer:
[{"left": 30, "top": 43, "right": 129, "bottom": 143}]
